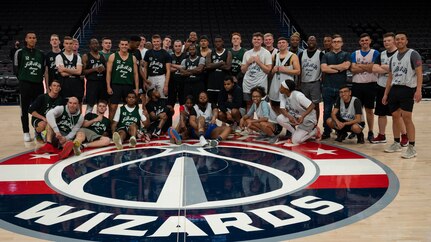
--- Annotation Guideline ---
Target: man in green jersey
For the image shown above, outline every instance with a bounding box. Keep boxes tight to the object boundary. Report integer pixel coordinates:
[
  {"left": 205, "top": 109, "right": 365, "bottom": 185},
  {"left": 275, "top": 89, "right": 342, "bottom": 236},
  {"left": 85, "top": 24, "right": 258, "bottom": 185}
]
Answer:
[
  {"left": 72, "top": 99, "right": 111, "bottom": 155},
  {"left": 13, "top": 31, "right": 46, "bottom": 142}
]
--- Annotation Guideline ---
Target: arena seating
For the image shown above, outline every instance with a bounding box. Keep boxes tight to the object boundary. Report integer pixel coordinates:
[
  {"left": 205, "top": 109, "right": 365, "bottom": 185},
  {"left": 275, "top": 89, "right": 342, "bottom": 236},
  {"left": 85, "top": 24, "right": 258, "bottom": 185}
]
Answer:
[{"left": 90, "top": 0, "right": 281, "bottom": 50}]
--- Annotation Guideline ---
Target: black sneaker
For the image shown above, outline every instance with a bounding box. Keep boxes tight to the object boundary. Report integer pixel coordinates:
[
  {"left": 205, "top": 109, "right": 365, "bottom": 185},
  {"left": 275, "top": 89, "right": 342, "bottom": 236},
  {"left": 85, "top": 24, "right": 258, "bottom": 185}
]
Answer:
[
  {"left": 321, "top": 132, "right": 331, "bottom": 140},
  {"left": 348, "top": 133, "right": 356, "bottom": 139},
  {"left": 335, "top": 132, "right": 348, "bottom": 142},
  {"left": 357, "top": 132, "right": 365, "bottom": 144},
  {"left": 367, "top": 131, "right": 374, "bottom": 143}
]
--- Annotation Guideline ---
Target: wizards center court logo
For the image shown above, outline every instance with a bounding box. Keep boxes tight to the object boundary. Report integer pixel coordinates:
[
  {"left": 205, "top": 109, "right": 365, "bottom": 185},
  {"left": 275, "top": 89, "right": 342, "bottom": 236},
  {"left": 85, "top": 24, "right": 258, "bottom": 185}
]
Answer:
[{"left": 0, "top": 139, "right": 399, "bottom": 241}]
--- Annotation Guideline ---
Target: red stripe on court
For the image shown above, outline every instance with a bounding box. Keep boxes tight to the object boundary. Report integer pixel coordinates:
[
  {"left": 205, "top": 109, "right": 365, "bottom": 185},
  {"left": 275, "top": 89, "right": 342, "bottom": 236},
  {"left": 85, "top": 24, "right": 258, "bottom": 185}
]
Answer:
[
  {"left": 0, "top": 153, "right": 59, "bottom": 165},
  {"left": 0, "top": 181, "right": 57, "bottom": 195},
  {"left": 307, "top": 174, "right": 389, "bottom": 189}
]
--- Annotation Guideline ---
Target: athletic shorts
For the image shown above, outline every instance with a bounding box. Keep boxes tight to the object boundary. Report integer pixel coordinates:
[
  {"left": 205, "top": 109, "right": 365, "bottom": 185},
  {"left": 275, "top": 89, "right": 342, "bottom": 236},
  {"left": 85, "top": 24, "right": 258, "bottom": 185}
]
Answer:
[
  {"left": 388, "top": 85, "right": 416, "bottom": 113},
  {"left": 110, "top": 84, "right": 134, "bottom": 104},
  {"left": 79, "top": 128, "right": 102, "bottom": 142},
  {"left": 301, "top": 81, "right": 322, "bottom": 104},
  {"left": 352, "top": 82, "right": 377, "bottom": 109},
  {"left": 374, "top": 85, "right": 391, "bottom": 116}
]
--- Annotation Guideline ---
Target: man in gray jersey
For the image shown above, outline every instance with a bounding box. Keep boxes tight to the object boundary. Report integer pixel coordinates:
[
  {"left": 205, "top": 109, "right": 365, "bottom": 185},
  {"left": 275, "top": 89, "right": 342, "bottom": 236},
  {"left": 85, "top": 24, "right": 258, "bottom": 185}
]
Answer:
[
  {"left": 371, "top": 32, "right": 408, "bottom": 145},
  {"left": 326, "top": 86, "right": 365, "bottom": 144},
  {"left": 382, "top": 32, "right": 423, "bottom": 159}
]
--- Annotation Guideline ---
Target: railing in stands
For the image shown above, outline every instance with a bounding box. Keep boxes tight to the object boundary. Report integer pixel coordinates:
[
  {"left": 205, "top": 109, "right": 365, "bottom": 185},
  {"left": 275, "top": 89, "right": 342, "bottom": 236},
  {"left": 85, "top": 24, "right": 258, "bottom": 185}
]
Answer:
[
  {"left": 268, "top": 0, "right": 307, "bottom": 48},
  {"left": 73, "top": 0, "right": 103, "bottom": 44}
]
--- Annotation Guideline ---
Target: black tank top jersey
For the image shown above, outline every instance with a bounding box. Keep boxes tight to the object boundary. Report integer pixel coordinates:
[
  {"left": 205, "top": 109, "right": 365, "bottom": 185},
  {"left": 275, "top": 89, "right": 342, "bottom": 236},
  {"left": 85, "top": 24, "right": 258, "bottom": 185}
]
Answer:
[
  {"left": 59, "top": 53, "right": 79, "bottom": 79},
  {"left": 207, "top": 49, "right": 229, "bottom": 91},
  {"left": 85, "top": 52, "right": 106, "bottom": 82},
  {"left": 46, "top": 51, "right": 60, "bottom": 83},
  {"left": 171, "top": 52, "right": 187, "bottom": 79},
  {"left": 185, "top": 57, "right": 201, "bottom": 82}
]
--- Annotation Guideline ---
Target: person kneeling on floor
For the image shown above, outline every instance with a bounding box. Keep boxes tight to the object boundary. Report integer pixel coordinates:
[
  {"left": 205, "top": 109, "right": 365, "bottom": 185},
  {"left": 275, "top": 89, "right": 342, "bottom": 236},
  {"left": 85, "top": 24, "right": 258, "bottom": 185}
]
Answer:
[{"left": 326, "top": 85, "right": 365, "bottom": 143}]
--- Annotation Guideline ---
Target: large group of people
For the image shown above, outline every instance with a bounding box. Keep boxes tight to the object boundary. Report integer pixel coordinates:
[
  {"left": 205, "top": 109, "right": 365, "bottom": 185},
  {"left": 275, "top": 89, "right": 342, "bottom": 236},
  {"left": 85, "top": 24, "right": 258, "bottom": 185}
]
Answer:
[{"left": 12, "top": 30, "right": 422, "bottom": 159}]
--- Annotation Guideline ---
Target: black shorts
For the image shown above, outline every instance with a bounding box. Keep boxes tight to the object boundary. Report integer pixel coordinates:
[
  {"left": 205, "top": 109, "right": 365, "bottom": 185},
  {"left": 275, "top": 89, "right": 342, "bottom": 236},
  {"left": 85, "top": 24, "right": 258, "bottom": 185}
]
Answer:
[
  {"left": 60, "top": 77, "right": 84, "bottom": 103},
  {"left": 388, "top": 85, "right": 416, "bottom": 113},
  {"left": 110, "top": 84, "right": 134, "bottom": 104},
  {"left": 352, "top": 82, "right": 377, "bottom": 109},
  {"left": 374, "top": 85, "right": 391, "bottom": 116},
  {"left": 86, "top": 80, "right": 108, "bottom": 106}
]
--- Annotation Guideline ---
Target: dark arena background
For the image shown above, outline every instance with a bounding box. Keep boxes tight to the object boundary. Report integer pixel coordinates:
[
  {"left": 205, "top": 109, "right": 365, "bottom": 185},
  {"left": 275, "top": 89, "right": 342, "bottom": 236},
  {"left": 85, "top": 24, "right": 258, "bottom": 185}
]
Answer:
[{"left": 0, "top": 1, "right": 431, "bottom": 242}]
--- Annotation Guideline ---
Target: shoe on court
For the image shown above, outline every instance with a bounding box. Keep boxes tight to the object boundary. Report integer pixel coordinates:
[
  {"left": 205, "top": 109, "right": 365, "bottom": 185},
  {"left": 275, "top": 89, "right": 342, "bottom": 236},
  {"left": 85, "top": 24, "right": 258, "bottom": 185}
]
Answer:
[
  {"left": 208, "top": 139, "right": 219, "bottom": 147},
  {"left": 168, "top": 127, "right": 182, "bottom": 145},
  {"left": 35, "top": 142, "right": 56, "bottom": 154},
  {"left": 152, "top": 128, "right": 161, "bottom": 138},
  {"left": 401, "top": 144, "right": 417, "bottom": 159},
  {"left": 348, "top": 132, "right": 356, "bottom": 139},
  {"left": 367, "top": 131, "right": 374, "bottom": 143},
  {"left": 357, "top": 132, "right": 365, "bottom": 144},
  {"left": 268, "top": 135, "right": 279, "bottom": 144},
  {"left": 321, "top": 132, "right": 331, "bottom": 140},
  {"left": 58, "top": 141, "right": 74, "bottom": 160},
  {"left": 199, "top": 135, "right": 208, "bottom": 147},
  {"left": 73, "top": 140, "right": 82, "bottom": 156},
  {"left": 24, "top": 133, "right": 32, "bottom": 142},
  {"left": 34, "top": 132, "right": 44, "bottom": 143},
  {"left": 371, "top": 133, "right": 387, "bottom": 144},
  {"left": 384, "top": 142, "right": 402, "bottom": 153},
  {"left": 129, "top": 136, "right": 137, "bottom": 148},
  {"left": 255, "top": 134, "right": 270, "bottom": 141},
  {"left": 400, "top": 134, "right": 409, "bottom": 147},
  {"left": 112, "top": 132, "right": 123, "bottom": 150},
  {"left": 335, "top": 132, "right": 348, "bottom": 142}
]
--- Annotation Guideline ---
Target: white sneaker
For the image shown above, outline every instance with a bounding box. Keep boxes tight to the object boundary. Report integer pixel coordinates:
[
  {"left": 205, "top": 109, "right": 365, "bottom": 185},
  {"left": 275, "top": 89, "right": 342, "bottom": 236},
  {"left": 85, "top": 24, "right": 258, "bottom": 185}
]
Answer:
[
  {"left": 384, "top": 142, "right": 402, "bottom": 153},
  {"left": 112, "top": 132, "right": 123, "bottom": 150},
  {"left": 129, "top": 136, "right": 137, "bottom": 148},
  {"left": 199, "top": 136, "right": 208, "bottom": 147},
  {"left": 401, "top": 144, "right": 417, "bottom": 159},
  {"left": 23, "top": 133, "right": 32, "bottom": 142}
]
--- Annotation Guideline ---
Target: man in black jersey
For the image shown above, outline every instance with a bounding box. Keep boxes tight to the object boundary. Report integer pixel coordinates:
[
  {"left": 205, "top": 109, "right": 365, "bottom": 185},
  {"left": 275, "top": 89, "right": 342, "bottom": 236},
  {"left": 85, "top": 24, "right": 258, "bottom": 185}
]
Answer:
[
  {"left": 82, "top": 38, "right": 107, "bottom": 114},
  {"left": 44, "top": 34, "right": 61, "bottom": 85},
  {"left": 168, "top": 39, "right": 187, "bottom": 106},
  {"left": 28, "top": 80, "right": 63, "bottom": 143}
]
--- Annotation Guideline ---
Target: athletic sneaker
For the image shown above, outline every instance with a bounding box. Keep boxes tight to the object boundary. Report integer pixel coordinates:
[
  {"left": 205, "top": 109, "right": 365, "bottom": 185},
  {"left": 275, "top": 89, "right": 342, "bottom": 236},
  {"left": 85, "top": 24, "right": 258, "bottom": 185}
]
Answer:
[
  {"left": 152, "top": 128, "right": 161, "bottom": 138},
  {"left": 401, "top": 144, "right": 417, "bottom": 159},
  {"left": 199, "top": 135, "right": 208, "bottom": 147},
  {"left": 321, "top": 132, "right": 331, "bottom": 140},
  {"left": 129, "top": 136, "right": 137, "bottom": 148},
  {"left": 357, "top": 132, "right": 365, "bottom": 144},
  {"left": 255, "top": 134, "right": 270, "bottom": 141},
  {"left": 384, "top": 142, "right": 402, "bottom": 153},
  {"left": 112, "top": 132, "right": 123, "bottom": 150},
  {"left": 73, "top": 140, "right": 82, "bottom": 156},
  {"left": 208, "top": 139, "right": 219, "bottom": 147},
  {"left": 268, "top": 135, "right": 279, "bottom": 144},
  {"left": 371, "top": 133, "right": 387, "bottom": 144},
  {"left": 35, "top": 142, "right": 56, "bottom": 154},
  {"left": 23, "top": 132, "right": 31, "bottom": 142},
  {"left": 335, "top": 132, "right": 348, "bottom": 142},
  {"left": 348, "top": 132, "right": 356, "bottom": 139},
  {"left": 367, "top": 131, "right": 374, "bottom": 143},
  {"left": 34, "top": 132, "right": 44, "bottom": 144},
  {"left": 168, "top": 127, "right": 182, "bottom": 145},
  {"left": 400, "top": 134, "right": 409, "bottom": 147},
  {"left": 58, "top": 141, "right": 74, "bottom": 160}
]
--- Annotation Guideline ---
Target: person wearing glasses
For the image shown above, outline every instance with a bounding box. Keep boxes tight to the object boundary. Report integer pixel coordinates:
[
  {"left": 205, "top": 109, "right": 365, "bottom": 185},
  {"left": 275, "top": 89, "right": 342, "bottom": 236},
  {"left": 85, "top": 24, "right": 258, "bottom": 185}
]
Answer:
[{"left": 320, "top": 34, "right": 351, "bottom": 140}]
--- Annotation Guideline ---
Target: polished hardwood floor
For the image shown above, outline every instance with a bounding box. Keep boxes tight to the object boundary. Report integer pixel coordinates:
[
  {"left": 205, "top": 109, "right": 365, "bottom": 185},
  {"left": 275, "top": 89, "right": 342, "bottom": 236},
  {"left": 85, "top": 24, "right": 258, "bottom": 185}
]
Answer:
[{"left": 0, "top": 102, "right": 430, "bottom": 242}]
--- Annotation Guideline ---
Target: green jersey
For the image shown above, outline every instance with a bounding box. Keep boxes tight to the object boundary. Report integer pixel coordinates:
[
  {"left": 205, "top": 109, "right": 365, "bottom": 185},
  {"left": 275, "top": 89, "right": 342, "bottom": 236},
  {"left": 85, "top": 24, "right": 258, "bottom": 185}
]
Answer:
[
  {"left": 117, "top": 105, "right": 141, "bottom": 130},
  {"left": 84, "top": 113, "right": 110, "bottom": 136},
  {"left": 15, "top": 47, "right": 45, "bottom": 83},
  {"left": 112, "top": 52, "right": 134, "bottom": 85}
]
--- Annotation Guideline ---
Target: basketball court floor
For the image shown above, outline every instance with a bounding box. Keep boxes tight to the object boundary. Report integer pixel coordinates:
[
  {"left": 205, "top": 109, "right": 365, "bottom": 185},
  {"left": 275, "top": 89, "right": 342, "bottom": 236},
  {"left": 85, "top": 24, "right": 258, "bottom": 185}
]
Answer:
[{"left": 0, "top": 102, "right": 430, "bottom": 242}]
